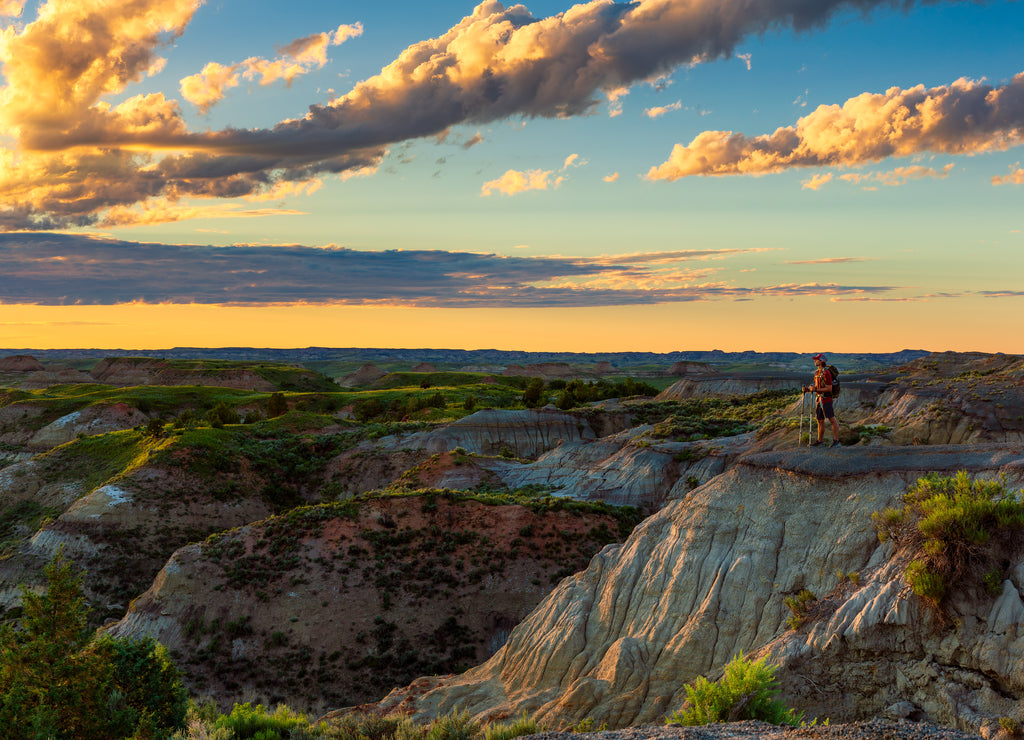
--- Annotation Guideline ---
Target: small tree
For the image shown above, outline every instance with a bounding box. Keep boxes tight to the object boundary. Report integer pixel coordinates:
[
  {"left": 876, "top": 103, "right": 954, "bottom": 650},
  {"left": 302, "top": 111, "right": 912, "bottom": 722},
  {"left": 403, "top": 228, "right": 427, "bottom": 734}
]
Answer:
[
  {"left": 0, "top": 551, "right": 187, "bottom": 739},
  {"left": 267, "top": 392, "right": 288, "bottom": 418},
  {"left": 522, "top": 378, "right": 545, "bottom": 408}
]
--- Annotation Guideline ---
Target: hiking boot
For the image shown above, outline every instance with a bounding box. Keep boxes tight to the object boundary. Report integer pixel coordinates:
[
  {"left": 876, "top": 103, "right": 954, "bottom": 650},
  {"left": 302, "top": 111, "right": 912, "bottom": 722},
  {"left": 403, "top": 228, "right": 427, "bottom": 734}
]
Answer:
[
  {"left": 810, "top": 440, "right": 823, "bottom": 447},
  {"left": 830, "top": 440, "right": 842, "bottom": 448}
]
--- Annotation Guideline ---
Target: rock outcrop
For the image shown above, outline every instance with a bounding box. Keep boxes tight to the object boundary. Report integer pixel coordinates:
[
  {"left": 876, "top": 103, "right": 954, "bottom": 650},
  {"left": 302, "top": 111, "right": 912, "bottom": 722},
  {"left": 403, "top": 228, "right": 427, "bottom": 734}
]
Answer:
[
  {"left": 338, "top": 364, "right": 388, "bottom": 387},
  {"left": 27, "top": 403, "right": 150, "bottom": 450},
  {"left": 0, "top": 355, "right": 45, "bottom": 372},
  {"left": 657, "top": 376, "right": 800, "bottom": 400},
  {"left": 90, "top": 357, "right": 278, "bottom": 390},
  {"left": 371, "top": 444, "right": 1024, "bottom": 733}
]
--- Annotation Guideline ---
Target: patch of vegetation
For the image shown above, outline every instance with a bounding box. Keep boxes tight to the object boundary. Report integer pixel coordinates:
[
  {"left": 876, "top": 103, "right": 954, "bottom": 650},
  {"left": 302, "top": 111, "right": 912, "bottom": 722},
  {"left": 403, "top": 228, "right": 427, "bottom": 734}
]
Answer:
[
  {"left": 0, "top": 550, "right": 188, "bottom": 738},
  {"left": 374, "top": 487, "right": 642, "bottom": 539},
  {"left": 35, "top": 428, "right": 164, "bottom": 493},
  {"left": 634, "top": 389, "right": 799, "bottom": 442},
  {"left": 0, "top": 500, "right": 62, "bottom": 558},
  {"left": 871, "top": 471, "right": 1024, "bottom": 612},
  {"left": 784, "top": 589, "right": 816, "bottom": 630},
  {"left": 666, "top": 652, "right": 803, "bottom": 727},
  {"left": 173, "top": 706, "right": 543, "bottom": 740}
]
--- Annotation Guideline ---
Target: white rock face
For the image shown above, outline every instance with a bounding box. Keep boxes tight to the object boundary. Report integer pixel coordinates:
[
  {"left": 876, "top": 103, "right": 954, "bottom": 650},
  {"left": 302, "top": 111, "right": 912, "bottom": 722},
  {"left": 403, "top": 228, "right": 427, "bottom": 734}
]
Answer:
[{"left": 374, "top": 444, "right": 1024, "bottom": 733}]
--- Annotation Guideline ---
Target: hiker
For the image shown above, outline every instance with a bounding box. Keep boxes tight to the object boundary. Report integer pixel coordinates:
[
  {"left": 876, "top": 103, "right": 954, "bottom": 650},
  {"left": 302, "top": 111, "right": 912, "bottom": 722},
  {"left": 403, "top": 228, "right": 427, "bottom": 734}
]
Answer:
[{"left": 802, "top": 353, "right": 840, "bottom": 447}]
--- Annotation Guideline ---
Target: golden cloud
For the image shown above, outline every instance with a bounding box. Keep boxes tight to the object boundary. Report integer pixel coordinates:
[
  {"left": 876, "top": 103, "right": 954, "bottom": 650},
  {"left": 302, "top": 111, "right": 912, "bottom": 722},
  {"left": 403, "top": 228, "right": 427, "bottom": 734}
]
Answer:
[{"left": 647, "top": 75, "right": 1024, "bottom": 180}]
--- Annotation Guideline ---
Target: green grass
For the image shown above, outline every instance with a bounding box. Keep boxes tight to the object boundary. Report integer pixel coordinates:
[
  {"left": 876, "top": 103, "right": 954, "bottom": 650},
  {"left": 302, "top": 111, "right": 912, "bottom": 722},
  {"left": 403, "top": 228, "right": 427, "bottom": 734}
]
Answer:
[{"left": 34, "top": 429, "right": 164, "bottom": 493}]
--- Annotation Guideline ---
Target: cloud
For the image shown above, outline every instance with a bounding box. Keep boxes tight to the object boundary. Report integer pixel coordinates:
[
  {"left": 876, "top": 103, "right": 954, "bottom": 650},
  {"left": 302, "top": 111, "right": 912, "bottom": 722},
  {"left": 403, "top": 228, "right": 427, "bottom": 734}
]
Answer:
[
  {"left": 463, "top": 132, "right": 484, "bottom": 149},
  {"left": 737, "top": 53, "right": 752, "bottom": 70},
  {"left": 180, "top": 62, "right": 241, "bottom": 114},
  {"left": 645, "top": 101, "right": 682, "bottom": 118},
  {"left": 801, "top": 173, "right": 833, "bottom": 190},
  {"left": 992, "top": 167, "right": 1024, "bottom": 185},
  {"left": 647, "top": 74, "right": 1024, "bottom": 180},
  {"left": 0, "top": 233, "right": 896, "bottom": 308},
  {"left": 179, "top": 22, "right": 364, "bottom": 113},
  {"left": 785, "top": 257, "right": 875, "bottom": 264},
  {"left": 481, "top": 169, "right": 562, "bottom": 196},
  {"left": 0, "top": 0, "right": 25, "bottom": 16},
  {"left": 562, "top": 153, "right": 585, "bottom": 170},
  {"left": 603, "top": 172, "right": 620, "bottom": 182},
  {"left": 0, "top": 0, "right": 986, "bottom": 230},
  {"left": 840, "top": 164, "right": 954, "bottom": 187}
]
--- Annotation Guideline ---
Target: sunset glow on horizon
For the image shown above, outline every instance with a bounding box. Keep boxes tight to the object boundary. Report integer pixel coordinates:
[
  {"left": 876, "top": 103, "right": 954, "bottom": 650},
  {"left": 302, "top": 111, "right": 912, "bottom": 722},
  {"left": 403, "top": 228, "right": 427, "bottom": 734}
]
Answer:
[{"left": 0, "top": 0, "right": 1021, "bottom": 353}]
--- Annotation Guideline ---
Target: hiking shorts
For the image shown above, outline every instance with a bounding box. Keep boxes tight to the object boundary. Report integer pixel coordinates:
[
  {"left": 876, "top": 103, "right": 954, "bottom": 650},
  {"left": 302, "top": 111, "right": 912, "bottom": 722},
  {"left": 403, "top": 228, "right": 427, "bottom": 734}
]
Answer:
[{"left": 816, "top": 397, "right": 835, "bottom": 421}]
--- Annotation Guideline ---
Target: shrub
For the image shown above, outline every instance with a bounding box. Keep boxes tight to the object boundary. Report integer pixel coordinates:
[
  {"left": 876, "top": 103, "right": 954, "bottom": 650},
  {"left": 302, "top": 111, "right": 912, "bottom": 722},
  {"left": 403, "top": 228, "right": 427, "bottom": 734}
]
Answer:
[
  {"left": 211, "top": 702, "right": 310, "bottom": 739},
  {"left": 207, "top": 402, "right": 240, "bottom": 428},
  {"left": 871, "top": 471, "right": 1024, "bottom": 611},
  {"left": 483, "top": 714, "right": 541, "bottom": 740},
  {"left": 666, "top": 652, "right": 803, "bottom": 727},
  {"left": 784, "top": 589, "right": 816, "bottom": 630},
  {"left": 425, "top": 709, "right": 480, "bottom": 740},
  {"left": 267, "top": 392, "right": 288, "bottom": 418}
]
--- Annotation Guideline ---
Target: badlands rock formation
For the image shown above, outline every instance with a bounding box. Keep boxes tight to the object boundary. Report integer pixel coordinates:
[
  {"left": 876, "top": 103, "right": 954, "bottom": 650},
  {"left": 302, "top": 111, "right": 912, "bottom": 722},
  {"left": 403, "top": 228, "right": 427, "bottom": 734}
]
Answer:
[
  {"left": 372, "top": 444, "right": 1024, "bottom": 734},
  {"left": 657, "top": 376, "right": 799, "bottom": 400},
  {"left": 105, "top": 495, "right": 638, "bottom": 710},
  {"left": 90, "top": 357, "right": 278, "bottom": 390}
]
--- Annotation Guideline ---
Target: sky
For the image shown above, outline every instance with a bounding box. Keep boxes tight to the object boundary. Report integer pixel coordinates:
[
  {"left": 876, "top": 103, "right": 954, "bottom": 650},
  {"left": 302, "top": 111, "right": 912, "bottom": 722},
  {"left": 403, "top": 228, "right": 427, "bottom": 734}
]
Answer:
[{"left": 0, "top": 0, "right": 1022, "bottom": 353}]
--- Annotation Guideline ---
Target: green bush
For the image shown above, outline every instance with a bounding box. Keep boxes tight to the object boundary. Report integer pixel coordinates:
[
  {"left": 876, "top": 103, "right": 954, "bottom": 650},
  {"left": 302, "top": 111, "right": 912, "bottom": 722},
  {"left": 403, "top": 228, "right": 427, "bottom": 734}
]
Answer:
[
  {"left": 482, "top": 714, "right": 540, "bottom": 740},
  {"left": 871, "top": 471, "right": 1024, "bottom": 611},
  {"left": 425, "top": 710, "right": 479, "bottom": 740},
  {"left": 666, "top": 652, "right": 803, "bottom": 727},
  {"left": 783, "top": 589, "right": 816, "bottom": 630},
  {"left": 211, "top": 702, "right": 310, "bottom": 739}
]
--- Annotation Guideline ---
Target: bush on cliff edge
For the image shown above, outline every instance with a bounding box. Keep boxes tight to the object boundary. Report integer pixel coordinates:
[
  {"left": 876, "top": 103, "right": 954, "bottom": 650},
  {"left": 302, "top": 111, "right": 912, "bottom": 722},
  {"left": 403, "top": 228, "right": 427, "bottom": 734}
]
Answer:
[{"left": 872, "top": 471, "right": 1024, "bottom": 612}]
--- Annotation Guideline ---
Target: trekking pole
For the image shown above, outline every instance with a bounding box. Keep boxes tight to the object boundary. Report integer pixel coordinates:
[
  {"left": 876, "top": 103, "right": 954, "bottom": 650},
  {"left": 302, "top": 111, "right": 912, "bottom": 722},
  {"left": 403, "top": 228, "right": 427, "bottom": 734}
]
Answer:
[{"left": 798, "top": 391, "right": 805, "bottom": 447}]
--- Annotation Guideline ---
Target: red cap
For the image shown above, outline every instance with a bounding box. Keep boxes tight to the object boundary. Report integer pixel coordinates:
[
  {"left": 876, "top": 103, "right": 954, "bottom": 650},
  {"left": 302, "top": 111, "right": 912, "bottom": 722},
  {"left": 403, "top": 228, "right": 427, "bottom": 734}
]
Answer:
[{"left": 812, "top": 353, "right": 826, "bottom": 363}]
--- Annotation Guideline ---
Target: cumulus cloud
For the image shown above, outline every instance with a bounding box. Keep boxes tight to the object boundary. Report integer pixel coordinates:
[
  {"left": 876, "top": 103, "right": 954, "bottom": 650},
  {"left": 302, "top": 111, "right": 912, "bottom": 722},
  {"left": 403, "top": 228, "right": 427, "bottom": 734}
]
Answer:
[
  {"left": 647, "top": 74, "right": 1024, "bottom": 180},
  {"left": 0, "top": 233, "right": 892, "bottom": 307},
  {"left": 179, "top": 22, "right": 363, "bottom": 112},
  {"left": 801, "top": 173, "right": 833, "bottom": 190},
  {"left": 0, "top": 0, "right": 25, "bottom": 16},
  {"left": 604, "top": 172, "right": 620, "bottom": 182},
  {"left": 481, "top": 169, "right": 562, "bottom": 196},
  {"left": 992, "top": 167, "right": 1024, "bottom": 185},
  {"left": 0, "top": 0, "right": 988, "bottom": 230},
  {"left": 645, "top": 101, "right": 682, "bottom": 118}
]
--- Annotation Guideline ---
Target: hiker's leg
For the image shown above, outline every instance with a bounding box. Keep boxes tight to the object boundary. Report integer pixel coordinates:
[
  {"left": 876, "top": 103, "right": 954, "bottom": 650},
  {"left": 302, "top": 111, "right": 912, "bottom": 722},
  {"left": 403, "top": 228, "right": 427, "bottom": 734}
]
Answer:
[
  {"left": 830, "top": 416, "right": 840, "bottom": 441},
  {"left": 814, "top": 403, "right": 825, "bottom": 441}
]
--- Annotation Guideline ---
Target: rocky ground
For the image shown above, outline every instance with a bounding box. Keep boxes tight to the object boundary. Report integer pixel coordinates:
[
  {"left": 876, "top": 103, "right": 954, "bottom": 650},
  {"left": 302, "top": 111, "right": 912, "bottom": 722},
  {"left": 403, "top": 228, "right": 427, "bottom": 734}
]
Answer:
[{"left": 522, "top": 720, "right": 986, "bottom": 740}]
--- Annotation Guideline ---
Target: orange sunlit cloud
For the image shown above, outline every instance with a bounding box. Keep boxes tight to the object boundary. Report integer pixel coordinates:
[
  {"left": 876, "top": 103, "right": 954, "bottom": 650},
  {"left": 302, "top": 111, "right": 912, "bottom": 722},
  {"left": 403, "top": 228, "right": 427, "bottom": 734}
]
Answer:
[
  {"left": 992, "top": 167, "right": 1024, "bottom": 185},
  {"left": 3, "top": 0, "right": 986, "bottom": 231},
  {"left": 481, "top": 169, "right": 562, "bottom": 196},
  {"left": 645, "top": 101, "right": 682, "bottom": 118},
  {"left": 646, "top": 75, "right": 1024, "bottom": 180},
  {"left": 179, "top": 23, "right": 363, "bottom": 113}
]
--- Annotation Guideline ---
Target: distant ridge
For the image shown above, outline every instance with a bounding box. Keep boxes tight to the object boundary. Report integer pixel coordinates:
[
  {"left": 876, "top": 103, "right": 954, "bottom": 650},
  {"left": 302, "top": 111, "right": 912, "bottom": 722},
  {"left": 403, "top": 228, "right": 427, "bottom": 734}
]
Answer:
[{"left": 0, "top": 347, "right": 932, "bottom": 371}]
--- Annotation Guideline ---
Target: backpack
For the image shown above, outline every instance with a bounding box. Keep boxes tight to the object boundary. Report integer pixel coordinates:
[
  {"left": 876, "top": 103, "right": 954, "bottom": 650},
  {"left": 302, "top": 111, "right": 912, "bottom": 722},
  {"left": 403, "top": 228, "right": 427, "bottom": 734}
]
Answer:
[{"left": 827, "top": 365, "right": 841, "bottom": 397}]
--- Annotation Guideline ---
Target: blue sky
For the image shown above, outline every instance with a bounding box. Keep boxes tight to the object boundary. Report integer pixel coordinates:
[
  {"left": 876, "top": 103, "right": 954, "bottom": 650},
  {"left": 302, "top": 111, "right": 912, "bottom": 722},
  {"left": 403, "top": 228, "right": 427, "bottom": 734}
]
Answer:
[{"left": 0, "top": 0, "right": 1021, "bottom": 352}]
